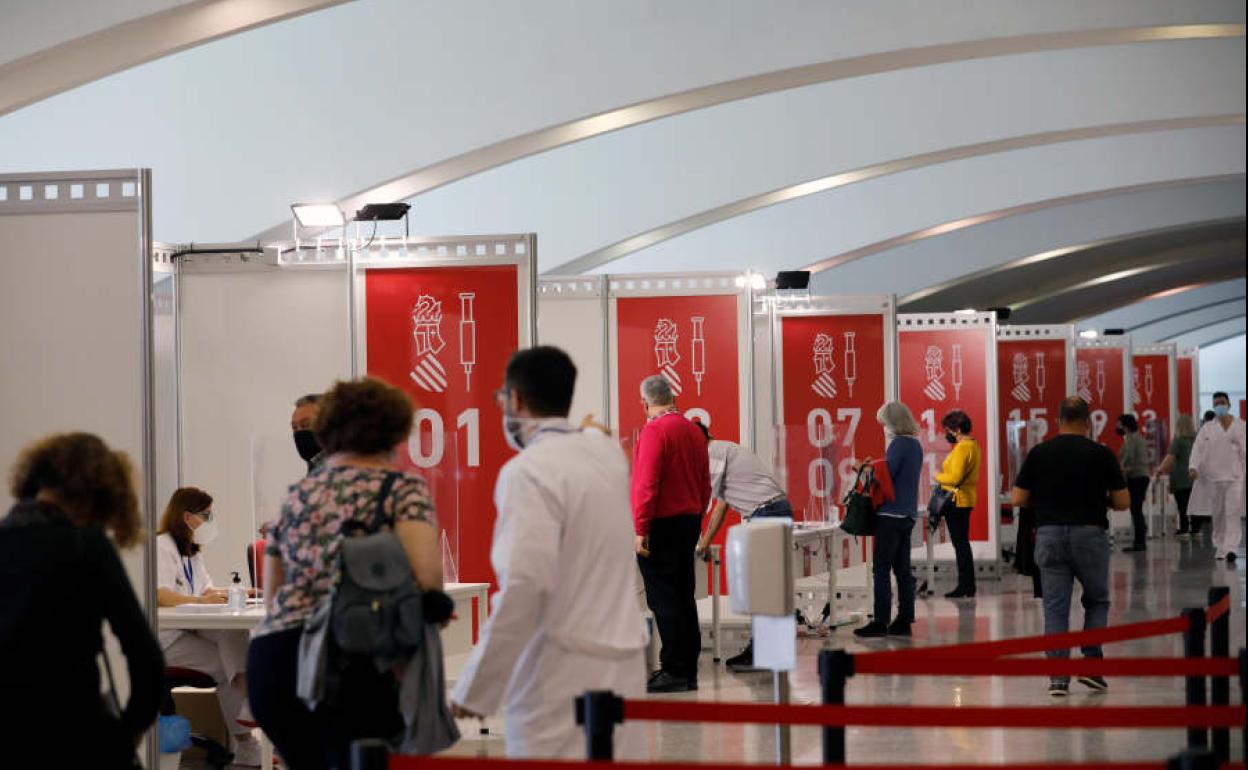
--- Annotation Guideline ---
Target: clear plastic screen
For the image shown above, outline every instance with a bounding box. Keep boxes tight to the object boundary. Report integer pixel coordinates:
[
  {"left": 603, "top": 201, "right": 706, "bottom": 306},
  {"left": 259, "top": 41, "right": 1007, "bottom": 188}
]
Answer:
[{"left": 773, "top": 421, "right": 844, "bottom": 526}]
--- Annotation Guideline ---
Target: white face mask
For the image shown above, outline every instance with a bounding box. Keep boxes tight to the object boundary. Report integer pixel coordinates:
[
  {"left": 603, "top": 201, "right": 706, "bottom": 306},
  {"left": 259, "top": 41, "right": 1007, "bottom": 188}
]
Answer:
[
  {"left": 192, "top": 517, "right": 219, "bottom": 545},
  {"left": 502, "top": 413, "right": 546, "bottom": 452}
]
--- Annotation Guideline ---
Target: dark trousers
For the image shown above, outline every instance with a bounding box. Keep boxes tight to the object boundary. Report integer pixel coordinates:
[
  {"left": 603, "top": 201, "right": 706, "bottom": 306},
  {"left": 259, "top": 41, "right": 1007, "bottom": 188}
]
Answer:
[
  {"left": 1127, "top": 476, "right": 1150, "bottom": 547},
  {"left": 1173, "top": 487, "right": 1193, "bottom": 533},
  {"left": 248, "top": 628, "right": 402, "bottom": 770},
  {"left": 639, "top": 513, "right": 702, "bottom": 679},
  {"left": 872, "top": 516, "right": 916, "bottom": 624},
  {"left": 945, "top": 506, "right": 976, "bottom": 592}
]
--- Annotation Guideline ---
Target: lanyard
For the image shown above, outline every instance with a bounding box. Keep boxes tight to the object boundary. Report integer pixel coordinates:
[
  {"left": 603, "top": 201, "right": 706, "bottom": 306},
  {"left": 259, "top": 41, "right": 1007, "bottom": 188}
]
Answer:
[{"left": 182, "top": 557, "right": 194, "bottom": 592}]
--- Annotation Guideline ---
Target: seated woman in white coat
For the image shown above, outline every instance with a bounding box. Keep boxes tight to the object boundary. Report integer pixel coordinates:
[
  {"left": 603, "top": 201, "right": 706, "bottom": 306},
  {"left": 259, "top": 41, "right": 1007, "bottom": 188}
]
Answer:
[{"left": 155, "top": 487, "right": 262, "bottom": 766}]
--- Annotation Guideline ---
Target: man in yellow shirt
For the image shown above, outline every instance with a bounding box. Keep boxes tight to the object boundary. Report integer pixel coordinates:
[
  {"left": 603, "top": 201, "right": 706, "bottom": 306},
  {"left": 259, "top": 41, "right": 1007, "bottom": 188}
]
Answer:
[{"left": 935, "top": 410, "right": 981, "bottom": 598}]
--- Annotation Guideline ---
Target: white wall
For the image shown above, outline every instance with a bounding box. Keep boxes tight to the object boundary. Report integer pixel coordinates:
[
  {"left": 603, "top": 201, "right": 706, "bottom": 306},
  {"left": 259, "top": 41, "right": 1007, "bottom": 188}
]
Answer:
[
  {"left": 1198, "top": 334, "right": 1247, "bottom": 410},
  {"left": 536, "top": 292, "right": 607, "bottom": 426},
  {"left": 179, "top": 263, "right": 349, "bottom": 585}
]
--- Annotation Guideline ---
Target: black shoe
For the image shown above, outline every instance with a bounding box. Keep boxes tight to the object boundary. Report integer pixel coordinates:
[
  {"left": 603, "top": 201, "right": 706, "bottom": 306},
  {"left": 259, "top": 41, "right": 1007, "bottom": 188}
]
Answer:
[
  {"left": 945, "top": 587, "right": 976, "bottom": 599},
  {"left": 854, "top": 621, "right": 889, "bottom": 638},
  {"left": 1048, "top": 680, "right": 1069, "bottom": 697},
  {"left": 1227, "top": 552, "right": 1238, "bottom": 563},
  {"left": 725, "top": 643, "right": 758, "bottom": 672},
  {"left": 646, "top": 671, "right": 692, "bottom": 694},
  {"left": 887, "top": 619, "right": 912, "bottom": 637},
  {"left": 1077, "top": 675, "right": 1108, "bottom": 692},
  {"left": 1122, "top": 545, "right": 1146, "bottom": 553}
]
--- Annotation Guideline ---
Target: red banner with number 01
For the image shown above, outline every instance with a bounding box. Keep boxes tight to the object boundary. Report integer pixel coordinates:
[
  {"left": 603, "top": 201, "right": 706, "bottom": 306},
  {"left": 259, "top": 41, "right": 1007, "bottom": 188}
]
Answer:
[
  {"left": 1074, "top": 346, "right": 1126, "bottom": 454},
  {"left": 997, "top": 338, "right": 1068, "bottom": 487},
  {"left": 779, "top": 314, "right": 888, "bottom": 522},
  {"left": 898, "top": 325, "right": 992, "bottom": 542},
  {"left": 365, "top": 265, "right": 521, "bottom": 587}
]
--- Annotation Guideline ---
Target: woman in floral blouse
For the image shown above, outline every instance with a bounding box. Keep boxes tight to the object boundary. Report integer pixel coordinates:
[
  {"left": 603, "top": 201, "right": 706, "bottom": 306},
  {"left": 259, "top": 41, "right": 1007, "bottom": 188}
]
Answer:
[{"left": 248, "top": 377, "right": 442, "bottom": 770}]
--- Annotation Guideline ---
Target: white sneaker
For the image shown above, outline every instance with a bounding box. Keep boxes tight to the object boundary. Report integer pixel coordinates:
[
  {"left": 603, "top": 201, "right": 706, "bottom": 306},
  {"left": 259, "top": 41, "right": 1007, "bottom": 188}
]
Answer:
[{"left": 232, "top": 735, "right": 262, "bottom": 767}]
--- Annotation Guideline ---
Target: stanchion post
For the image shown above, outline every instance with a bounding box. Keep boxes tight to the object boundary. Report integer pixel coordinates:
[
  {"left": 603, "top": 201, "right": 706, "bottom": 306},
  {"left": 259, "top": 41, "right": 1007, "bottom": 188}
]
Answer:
[
  {"left": 1181, "top": 608, "right": 1207, "bottom": 750},
  {"left": 1239, "top": 648, "right": 1247, "bottom": 761},
  {"left": 1206, "top": 587, "right": 1230, "bottom": 762},
  {"left": 818, "top": 649, "right": 853, "bottom": 765},
  {"left": 350, "top": 739, "right": 389, "bottom": 770},
  {"left": 576, "top": 690, "right": 623, "bottom": 761},
  {"left": 1166, "top": 748, "right": 1217, "bottom": 770},
  {"left": 711, "top": 544, "right": 722, "bottom": 663}
]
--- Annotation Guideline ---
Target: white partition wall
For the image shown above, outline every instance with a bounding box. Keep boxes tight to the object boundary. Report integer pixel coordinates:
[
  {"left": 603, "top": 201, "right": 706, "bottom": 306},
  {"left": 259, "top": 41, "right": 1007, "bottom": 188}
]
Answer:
[
  {"left": 538, "top": 276, "right": 609, "bottom": 427},
  {"left": 0, "top": 169, "right": 159, "bottom": 763}
]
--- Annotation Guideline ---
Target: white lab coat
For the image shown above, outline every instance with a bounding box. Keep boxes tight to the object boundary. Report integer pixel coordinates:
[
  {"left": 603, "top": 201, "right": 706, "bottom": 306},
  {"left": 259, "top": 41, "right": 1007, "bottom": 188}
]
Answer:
[
  {"left": 156, "top": 533, "right": 251, "bottom": 734},
  {"left": 1188, "top": 418, "right": 1246, "bottom": 557},
  {"left": 451, "top": 420, "right": 648, "bottom": 759}
]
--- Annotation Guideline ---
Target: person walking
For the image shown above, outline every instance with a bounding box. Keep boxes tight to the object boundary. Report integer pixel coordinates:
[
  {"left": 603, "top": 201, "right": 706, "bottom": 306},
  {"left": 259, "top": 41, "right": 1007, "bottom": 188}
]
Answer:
[
  {"left": 1188, "top": 391, "right": 1246, "bottom": 561},
  {"left": 1156, "top": 414, "right": 1198, "bottom": 537},
  {"left": 691, "top": 422, "right": 791, "bottom": 671},
  {"left": 632, "top": 374, "right": 711, "bottom": 693},
  {"left": 248, "top": 378, "right": 444, "bottom": 770},
  {"left": 0, "top": 433, "right": 165, "bottom": 769},
  {"left": 934, "top": 410, "right": 981, "bottom": 598},
  {"left": 1012, "top": 398, "right": 1129, "bottom": 696},
  {"left": 451, "top": 347, "right": 648, "bottom": 758},
  {"left": 1116, "top": 414, "right": 1150, "bottom": 552},
  {"left": 855, "top": 402, "right": 923, "bottom": 638},
  {"left": 291, "top": 393, "right": 326, "bottom": 472}
]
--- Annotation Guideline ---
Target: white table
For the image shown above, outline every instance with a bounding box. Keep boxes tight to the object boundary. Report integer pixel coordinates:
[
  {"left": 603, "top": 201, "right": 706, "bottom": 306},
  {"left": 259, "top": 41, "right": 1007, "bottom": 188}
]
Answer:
[{"left": 792, "top": 521, "right": 839, "bottom": 625}]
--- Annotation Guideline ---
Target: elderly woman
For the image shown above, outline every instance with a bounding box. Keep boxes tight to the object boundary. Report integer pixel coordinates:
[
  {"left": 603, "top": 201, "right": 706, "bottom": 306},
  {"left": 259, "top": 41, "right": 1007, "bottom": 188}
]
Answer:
[{"left": 855, "top": 401, "right": 924, "bottom": 638}]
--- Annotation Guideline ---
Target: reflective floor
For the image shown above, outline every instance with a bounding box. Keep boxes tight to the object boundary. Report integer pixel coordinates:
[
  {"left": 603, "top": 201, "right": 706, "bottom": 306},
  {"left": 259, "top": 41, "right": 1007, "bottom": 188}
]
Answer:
[{"left": 448, "top": 526, "right": 1245, "bottom": 766}]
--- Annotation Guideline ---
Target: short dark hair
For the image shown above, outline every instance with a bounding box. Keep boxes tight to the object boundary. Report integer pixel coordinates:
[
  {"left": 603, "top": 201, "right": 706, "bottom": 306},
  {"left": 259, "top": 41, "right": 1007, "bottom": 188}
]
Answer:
[
  {"left": 316, "top": 378, "right": 413, "bottom": 455},
  {"left": 295, "top": 393, "right": 321, "bottom": 407},
  {"left": 1059, "top": 397, "right": 1090, "bottom": 424},
  {"left": 941, "top": 410, "right": 972, "bottom": 434},
  {"left": 1212, "top": 391, "right": 1230, "bottom": 403},
  {"left": 1203, "top": 410, "right": 1217, "bottom": 422},
  {"left": 1117, "top": 413, "right": 1139, "bottom": 432},
  {"left": 505, "top": 346, "right": 576, "bottom": 417}
]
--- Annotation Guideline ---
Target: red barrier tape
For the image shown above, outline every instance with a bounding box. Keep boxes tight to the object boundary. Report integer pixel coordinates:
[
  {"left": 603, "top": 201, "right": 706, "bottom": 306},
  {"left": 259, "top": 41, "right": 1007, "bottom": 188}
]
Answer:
[
  {"left": 1206, "top": 593, "right": 1231, "bottom": 623},
  {"left": 852, "top": 656, "right": 1240, "bottom": 677},
  {"left": 620, "top": 701, "right": 1245, "bottom": 728},
  {"left": 859, "top": 615, "right": 1189, "bottom": 661},
  {"left": 387, "top": 760, "right": 1208, "bottom": 770}
]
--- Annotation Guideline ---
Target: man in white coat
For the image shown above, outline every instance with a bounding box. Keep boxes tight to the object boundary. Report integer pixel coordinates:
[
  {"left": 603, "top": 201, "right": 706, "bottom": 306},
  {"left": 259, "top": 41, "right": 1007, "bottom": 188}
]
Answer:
[
  {"left": 1188, "top": 390, "right": 1246, "bottom": 561},
  {"left": 450, "top": 346, "right": 648, "bottom": 758}
]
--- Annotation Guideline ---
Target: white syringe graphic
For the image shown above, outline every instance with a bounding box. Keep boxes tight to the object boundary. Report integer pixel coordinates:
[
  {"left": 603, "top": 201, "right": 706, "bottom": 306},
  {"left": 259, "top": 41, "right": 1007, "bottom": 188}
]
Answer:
[
  {"left": 459, "top": 293, "right": 477, "bottom": 391},
  {"left": 1034, "top": 352, "right": 1046, "bottom": 400},
  {"left": 1144, "top": 364, "right": 1154, "bottom": 402},
  {"left": 952, "top": 344, "right": 964, "bottom": 401},
  {"left": 691, "top": 316, "right": 706, "bottom": 395},
  {"left": 843, "top": 332, "right": 857, "bottom": 397},
  {"left": 1095, "top": 361, "right": 1106, "bottom": 403}
]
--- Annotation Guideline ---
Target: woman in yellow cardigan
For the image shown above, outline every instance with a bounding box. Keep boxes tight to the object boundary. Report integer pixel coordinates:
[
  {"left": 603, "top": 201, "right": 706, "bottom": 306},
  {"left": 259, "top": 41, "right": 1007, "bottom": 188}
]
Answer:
[{"left": 935, "top": 410, "right": 982, "bottom": 598}]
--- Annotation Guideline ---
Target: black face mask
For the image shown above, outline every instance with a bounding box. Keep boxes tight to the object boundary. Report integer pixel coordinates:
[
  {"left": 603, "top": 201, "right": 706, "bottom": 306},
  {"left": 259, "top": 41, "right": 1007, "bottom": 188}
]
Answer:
[
  {"left": 294, "top": 430, "right": 321, "bottom": 463},
  {"left": 944, "top": 431, "right": 958, "bottom": 445},
  {"left": 1114, "top": 427, "right": 1126, "bottom": 436}
]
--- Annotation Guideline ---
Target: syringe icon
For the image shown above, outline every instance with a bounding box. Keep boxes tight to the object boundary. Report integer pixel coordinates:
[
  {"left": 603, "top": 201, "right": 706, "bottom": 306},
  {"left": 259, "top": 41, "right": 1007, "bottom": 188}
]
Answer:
[
  {"left": 1144, "top": 364, "right": 1154, "bottom": 402},
  {"left": 1034, "top": 352, "right": 1046, "bottom": 400},
  {"left": 843, "top": 332, "right": 857, "bottom": 397},
  {"left": 691, "top": 316, "right": 706, "bottom": 395},
  {"left": 1095, "top": 361, "right": 1106, "bottom": 403},
  {"left": 952, "top": 344, "right": 964, "bottom": 401},
  {"left": 459, "top": 293, "right": 477, "bottom": 391}
]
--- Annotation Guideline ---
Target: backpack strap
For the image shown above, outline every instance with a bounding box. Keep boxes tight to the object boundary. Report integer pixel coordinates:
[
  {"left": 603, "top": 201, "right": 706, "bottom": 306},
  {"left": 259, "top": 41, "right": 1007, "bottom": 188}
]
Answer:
[{"left": 371, "top": 471, "right": 402, "bottom": 532}]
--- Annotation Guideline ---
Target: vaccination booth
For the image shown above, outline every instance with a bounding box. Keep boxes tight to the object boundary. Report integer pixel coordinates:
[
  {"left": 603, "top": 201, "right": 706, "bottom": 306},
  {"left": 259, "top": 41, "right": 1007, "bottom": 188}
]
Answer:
[
  {"left": 1177, "top": 346, "right": 1201, "bottom": 420},
  {"left": 1075, "top": 335, "right": 1134, "bottom": 538},
  {"left": 1132, "top": 341, "right": 1179, "bottom": 537}
]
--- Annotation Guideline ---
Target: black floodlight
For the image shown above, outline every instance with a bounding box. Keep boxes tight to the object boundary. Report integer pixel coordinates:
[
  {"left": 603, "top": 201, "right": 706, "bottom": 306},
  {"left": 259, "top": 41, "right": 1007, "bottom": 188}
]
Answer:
[
  {"left": 354, "top": 202, "right": 411, "bottom": 222},
  {"left": 775, "top": 270, "right": 811, "bottom": 290},
  {"left": 1103, "top": 328, "right": 1126, "bottom": 336},
  {"left": 989, "top": 306, "right": 1012, "bottom": 322}
]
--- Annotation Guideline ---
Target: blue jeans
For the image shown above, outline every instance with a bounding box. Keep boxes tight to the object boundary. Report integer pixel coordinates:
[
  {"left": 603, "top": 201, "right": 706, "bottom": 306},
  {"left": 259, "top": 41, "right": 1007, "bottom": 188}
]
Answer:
[
  {"left": 750, "top": 498, "right": 793, "bottom": 519},
  {"left": 872, "top": 516, "right": 916, "bottom": 624},
  {"left": 1035, "top": 525, "right": 1111, "bottom": 684}
]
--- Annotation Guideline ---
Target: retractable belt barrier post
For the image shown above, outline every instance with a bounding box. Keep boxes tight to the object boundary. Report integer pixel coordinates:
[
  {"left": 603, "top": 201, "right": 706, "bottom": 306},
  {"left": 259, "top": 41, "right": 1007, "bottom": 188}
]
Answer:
[
  {"left": 1240, "top": 649, "right": 1247, "bottom": 764},
  {"left": 1182, "top": 608, "right": 1208, "bottom": 750},
  {"left": 1166, "top": 748, "right": 1218, "bottom": 770},
  {"left": 818, "top": 649, "right": 853, "bottom": 765},
  {"left": 1206, "top": 587, "right": 1230, "bottom": 762},
  {"left": 352, "top": 738, "right": 390, "bottom": 770},
  {"left": 576, "top": 690, "right": 623, "bottom": 761}
]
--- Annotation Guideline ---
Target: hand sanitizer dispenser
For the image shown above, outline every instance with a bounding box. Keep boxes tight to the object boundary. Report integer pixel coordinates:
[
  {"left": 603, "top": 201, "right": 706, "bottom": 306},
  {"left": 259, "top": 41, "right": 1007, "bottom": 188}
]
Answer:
[
  {"left": 228, "top": 572, "right": 246, "bottom": 611},
  {"left": 726, "top": 519, "right": 793, "bottom": 616}
]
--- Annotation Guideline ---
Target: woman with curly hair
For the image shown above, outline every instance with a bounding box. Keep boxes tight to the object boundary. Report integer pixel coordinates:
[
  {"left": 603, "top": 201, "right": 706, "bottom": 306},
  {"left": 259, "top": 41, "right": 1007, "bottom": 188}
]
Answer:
[{"left": 0, "top": 432, "right": 164, "bottom": 768}]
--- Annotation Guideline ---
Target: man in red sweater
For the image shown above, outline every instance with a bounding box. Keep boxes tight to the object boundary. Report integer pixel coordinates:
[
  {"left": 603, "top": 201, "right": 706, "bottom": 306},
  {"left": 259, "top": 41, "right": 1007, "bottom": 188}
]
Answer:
[{"left": 632, "top": 374, "right": 711, "bottom": 693}]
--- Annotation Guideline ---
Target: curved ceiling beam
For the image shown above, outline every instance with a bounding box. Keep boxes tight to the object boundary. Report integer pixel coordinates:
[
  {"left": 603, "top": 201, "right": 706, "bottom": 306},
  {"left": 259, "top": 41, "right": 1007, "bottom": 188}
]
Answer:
[
  {"left": 249, "top": 22, "right": 1245, "bottom": 243},
  {"left": 1160, "top": 313, "right": 1247, "bottom": 342},
  {"left": 557, "top": 116, "right": 1243, "bottom": 274},
  {"left": 0, "top": 0, "right": 351, "bottom": 118},
  {"left": 1128, "top": 297, "right": 1247, "bottom": 332},
  {"left": 803, "top": 175, "right": 1244, "bottom": 277},
  {"left": 1189, "top": 326, "right": 1247, "bottom": 349}
]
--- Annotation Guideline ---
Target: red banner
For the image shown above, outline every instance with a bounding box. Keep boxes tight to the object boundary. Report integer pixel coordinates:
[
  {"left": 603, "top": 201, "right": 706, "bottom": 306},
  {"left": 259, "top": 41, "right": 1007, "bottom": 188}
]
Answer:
[
  {"left": 1177, "top": 355, "right": 1196, "bottom": 419},
  {"left": 997, "top": 338, "right": 1067, "bottom": 487},
  {"left": 365, "top": 265, "right": 521, "bottom": 587},
  {"left": 1132, "top": 353, "right": 1172, "bottom": 471},
  {"left": 1075, "top": 346, "right": 1127, "bottom": 455},
  {"left": 899, "top": 326, "right": 992, "bottom": 541},
  {"left": 779, "top": 314, "right": 888, "bottom": 521}
]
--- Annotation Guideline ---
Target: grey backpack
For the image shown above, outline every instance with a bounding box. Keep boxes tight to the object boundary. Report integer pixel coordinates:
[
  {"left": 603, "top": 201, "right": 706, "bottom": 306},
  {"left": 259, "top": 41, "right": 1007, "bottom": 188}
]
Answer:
[{"left": 331, "top": 472, "right": 424, "bottom": 664}]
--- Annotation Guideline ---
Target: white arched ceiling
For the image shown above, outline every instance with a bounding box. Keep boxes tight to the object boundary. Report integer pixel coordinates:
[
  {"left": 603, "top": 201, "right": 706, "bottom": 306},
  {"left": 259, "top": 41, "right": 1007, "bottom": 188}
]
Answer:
[
  {"left": 1134, "top": 299, "right": 1247, "bottom": 343},
  {"left": 1, "top": 0, "right": 193, "bottom": 67},
  {"left": 1078, "top": 279, "right": 1246, "bottom": 332},
  {"left": 1165, "top": 317, "right": 1247, "bottom": 349}
]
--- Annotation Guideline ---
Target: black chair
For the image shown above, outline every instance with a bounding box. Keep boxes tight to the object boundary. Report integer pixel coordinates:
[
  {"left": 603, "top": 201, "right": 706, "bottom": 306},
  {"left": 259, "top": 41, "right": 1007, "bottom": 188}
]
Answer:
[{"left": 163, "top": 666, "right": 234, "bottom": 768}]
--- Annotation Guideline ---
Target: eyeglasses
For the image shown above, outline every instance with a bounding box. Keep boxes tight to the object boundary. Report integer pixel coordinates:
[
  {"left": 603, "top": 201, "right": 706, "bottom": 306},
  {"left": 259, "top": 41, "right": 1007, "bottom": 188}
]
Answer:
[{"left": 191, "top": 509, "right": 214, "bottom": 521}]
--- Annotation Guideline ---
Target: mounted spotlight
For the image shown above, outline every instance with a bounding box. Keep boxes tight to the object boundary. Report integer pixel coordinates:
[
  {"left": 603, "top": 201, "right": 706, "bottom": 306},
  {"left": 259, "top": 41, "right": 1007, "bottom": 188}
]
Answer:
[
  {"left": 988, "top": 306, "right": 1012, "bottom": 322},
  {"left": 1103, "top": 328, "right": 1126, "bottom": 336},
  {"left": 775, "top": 271, "right": 810, "bottom": 291},
  {"left": 1078, "top": 329, "right": 1099, "bottom": 339},
  {"left": 354, "top": 202, "right": 411, "bottom": 222},
  {"left": 291, "top": 203, "right": 346, "bottom": 228}
]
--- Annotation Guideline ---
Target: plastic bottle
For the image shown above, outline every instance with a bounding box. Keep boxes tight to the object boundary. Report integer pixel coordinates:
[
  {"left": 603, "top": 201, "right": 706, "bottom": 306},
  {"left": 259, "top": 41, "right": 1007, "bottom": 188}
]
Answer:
[{"left": 228, "top": 571, "right": 246, "bottom": 611}]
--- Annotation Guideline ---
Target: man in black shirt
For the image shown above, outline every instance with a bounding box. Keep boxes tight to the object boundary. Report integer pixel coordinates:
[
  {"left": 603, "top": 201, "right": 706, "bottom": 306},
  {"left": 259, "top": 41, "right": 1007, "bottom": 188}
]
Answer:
[{"left": 1013, "top": 397, "right": 1130, "bottom": 697}]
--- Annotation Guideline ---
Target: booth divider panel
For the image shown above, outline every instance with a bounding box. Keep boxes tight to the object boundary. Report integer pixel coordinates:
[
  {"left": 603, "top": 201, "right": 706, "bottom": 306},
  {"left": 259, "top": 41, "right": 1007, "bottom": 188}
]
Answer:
[{"left": 1075, "top": 340, "right": 1132, "bottom": 454}]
